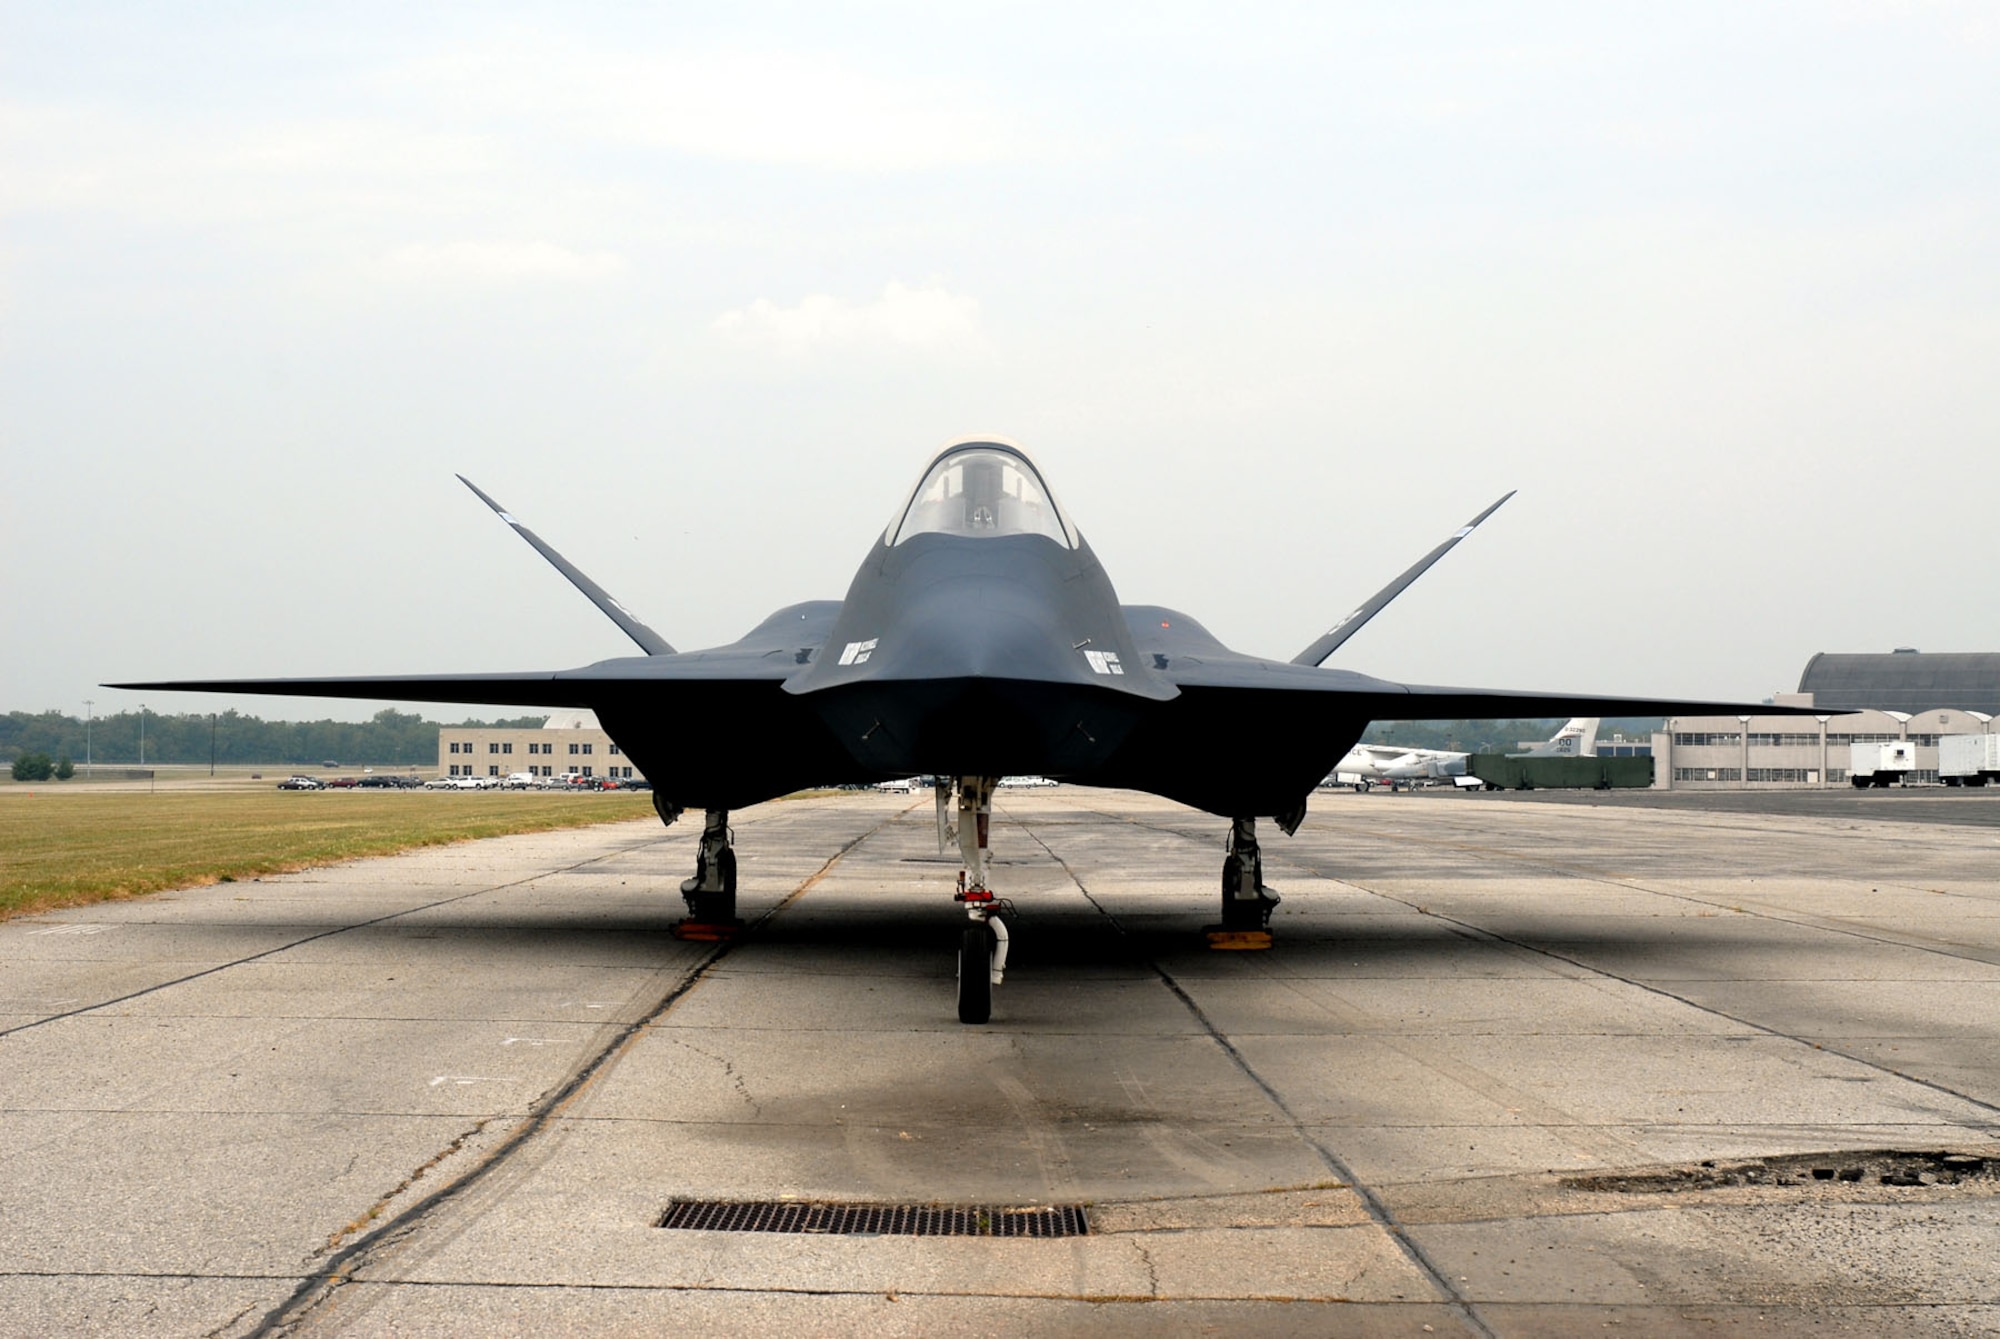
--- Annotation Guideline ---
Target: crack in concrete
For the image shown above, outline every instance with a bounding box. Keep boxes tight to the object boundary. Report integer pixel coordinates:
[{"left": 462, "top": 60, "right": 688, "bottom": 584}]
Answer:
[
  {"left": 202, "top": 1299, "right": 259, "bottom": 1339},
  {"left": 314, "top": 1117, "right": 499, "bottom": 1260},
  {"left": 1131, "top": 1240, "right": 1160, "bottom": 1297},
  {"left": 675, "top": 1038, "right": 761, "bottom": 1117}
]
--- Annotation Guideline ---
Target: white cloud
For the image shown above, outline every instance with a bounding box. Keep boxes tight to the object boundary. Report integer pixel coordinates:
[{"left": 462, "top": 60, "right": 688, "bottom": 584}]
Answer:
[
  {"left": 372, "top": 240, "right": 625, "bottom": 284},
  {"left": 712, "top": 281, "right": 985, "bottom": 353}
]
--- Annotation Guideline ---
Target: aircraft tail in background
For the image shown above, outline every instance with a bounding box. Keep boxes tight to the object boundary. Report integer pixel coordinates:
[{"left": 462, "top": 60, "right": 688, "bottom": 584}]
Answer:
[{"left": 1520, "top": 718, "right": 1599, "bottom": 758}]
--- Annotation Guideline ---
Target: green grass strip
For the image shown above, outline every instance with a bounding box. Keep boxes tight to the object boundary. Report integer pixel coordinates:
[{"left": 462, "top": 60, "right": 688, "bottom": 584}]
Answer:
[{"left": 0, "top": 791, "right": 658, "bottom": 919}]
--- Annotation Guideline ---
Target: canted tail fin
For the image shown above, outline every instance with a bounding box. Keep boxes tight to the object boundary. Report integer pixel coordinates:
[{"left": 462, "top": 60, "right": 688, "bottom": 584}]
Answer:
[
  {"left": 1291, "top": 492, "right": 1515, "bottom": 667},
  {"left": 457, "top": 476, "right": 675, "bottom": 657}
]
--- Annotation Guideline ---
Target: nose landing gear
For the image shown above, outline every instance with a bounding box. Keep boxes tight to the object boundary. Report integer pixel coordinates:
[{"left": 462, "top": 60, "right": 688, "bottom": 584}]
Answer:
[
  {"left": 944, "top": 776, "right": 1010, "bottom": 1023},
  {"left": 956, "top": 914, "right": 1011, "bottom": 1024}
]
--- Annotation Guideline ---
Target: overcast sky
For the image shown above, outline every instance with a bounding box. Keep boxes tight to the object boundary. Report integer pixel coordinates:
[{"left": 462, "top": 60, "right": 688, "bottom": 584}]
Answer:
[{"left": 5, "top": 2, "right": 1995, "bottom": 722}]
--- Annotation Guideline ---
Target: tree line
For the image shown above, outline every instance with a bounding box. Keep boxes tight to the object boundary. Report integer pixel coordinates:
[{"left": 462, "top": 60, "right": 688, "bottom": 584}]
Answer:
[
  {"left": 4, "top": 707, "right": 1662, "bottom": 773},
  {"left": 0, "top": 708, "right": 548, "bottom": 768}
]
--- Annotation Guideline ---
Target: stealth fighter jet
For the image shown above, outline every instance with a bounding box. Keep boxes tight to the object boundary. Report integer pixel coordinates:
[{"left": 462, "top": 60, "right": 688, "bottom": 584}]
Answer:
[{"left": 115, "top": 438, "right": 1806, "bottom": 1022}]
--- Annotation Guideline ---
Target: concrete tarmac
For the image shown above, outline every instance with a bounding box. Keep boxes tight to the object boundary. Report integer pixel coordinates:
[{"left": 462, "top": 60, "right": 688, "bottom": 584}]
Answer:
[{"left": 4, "top": 788, "right": 1998, "bottom": 1337}]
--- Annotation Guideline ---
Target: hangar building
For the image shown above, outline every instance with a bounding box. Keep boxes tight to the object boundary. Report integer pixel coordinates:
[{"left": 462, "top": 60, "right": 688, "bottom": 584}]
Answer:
[
  {"left": 1656, "top": 651, "right": 1999, "bottom": 788},
  {"left": 1797, "top": 651, "right": 2000, "bottom": 715},
  {"left": 437, "top": 709, "right": 642, "bottom": 781}
]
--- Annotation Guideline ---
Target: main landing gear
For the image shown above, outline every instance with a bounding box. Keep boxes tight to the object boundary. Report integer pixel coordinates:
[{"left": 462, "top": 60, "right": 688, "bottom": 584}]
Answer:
[
  {"left": 942, "top": 776, "right": 1010, "bottom": 1024},
  {"left": 670, "top": 805, "right": 743, "bottom": 943},
  {"left": 1206, "top": 816, "right": 1280, "bottom": 950}
]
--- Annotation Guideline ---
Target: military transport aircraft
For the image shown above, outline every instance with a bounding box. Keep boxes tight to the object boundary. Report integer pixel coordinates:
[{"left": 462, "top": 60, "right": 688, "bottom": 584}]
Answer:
[
  {"left": 1327, "top": 717, "right": 1602, "bottom": 789},
  {"left": 113, "top": 438, "right": 1809, "bottom": 1023}
]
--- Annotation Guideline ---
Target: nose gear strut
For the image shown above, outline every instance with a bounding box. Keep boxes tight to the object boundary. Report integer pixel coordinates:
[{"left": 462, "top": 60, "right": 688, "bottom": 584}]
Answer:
[
  {"left": 945, "top": 776, "right": 1008, "bottom": 1023},
  {"left": 1206, "top": 815, "right": 1280, "bottom": 950},
  {"left": 671, "top": 807, "right": 743, "bottom": 942}
]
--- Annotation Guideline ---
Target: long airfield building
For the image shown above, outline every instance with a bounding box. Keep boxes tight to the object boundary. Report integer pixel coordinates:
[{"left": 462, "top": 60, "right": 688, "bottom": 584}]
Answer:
[{"left": 1657, "top": 650, "right": 2000, "bottom": 788}]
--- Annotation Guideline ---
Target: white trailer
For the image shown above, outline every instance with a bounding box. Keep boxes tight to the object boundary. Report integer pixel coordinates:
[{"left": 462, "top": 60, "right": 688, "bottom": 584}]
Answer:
[
  {"left": 1850, "top": 740, "right": 1917, "bottom": 788},
  {"left": 1939, "top": 734, "right": 2000, "bottom": 787}
]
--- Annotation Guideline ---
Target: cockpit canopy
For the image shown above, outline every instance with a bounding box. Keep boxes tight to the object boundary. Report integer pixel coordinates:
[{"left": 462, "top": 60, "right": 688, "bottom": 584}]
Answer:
[{"left": 887, "top": 441, "right": 1078, "bottom": 548}]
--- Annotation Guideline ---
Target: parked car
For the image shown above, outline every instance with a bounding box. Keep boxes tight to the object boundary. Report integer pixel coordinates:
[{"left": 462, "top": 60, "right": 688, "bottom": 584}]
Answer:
[{"left": 276, "top": 776, "right": 323, "bottom": 790}]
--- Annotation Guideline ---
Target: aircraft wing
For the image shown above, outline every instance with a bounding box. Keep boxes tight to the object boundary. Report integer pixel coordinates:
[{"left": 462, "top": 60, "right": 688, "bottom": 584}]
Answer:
[
  {"left": 105, "top": 670, "right": 601, "bottom": 709},
  {"left": 1128, "top": 606, "right": 1802, "bottom": 718},
  {"left": 107, "top": 602, "right": 856, "bottom": 811},
  {"left": 1106, "top": 603, "right": 1819, "bottom": 824},
  {"left": 105, "top": 603, "right": 841, "bottom": 707},
  {"left": 104, "top": 656, "right": 798, "bottom": 708}
]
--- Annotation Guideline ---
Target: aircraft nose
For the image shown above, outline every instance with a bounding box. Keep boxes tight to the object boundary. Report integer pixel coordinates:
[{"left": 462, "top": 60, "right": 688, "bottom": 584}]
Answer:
[{"left": 873, "top": 576, "right": 1090, "bottom": 685}]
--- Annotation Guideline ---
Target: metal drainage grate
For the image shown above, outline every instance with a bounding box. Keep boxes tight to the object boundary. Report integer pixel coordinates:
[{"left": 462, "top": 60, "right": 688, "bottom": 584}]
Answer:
[{"left": 657, "top": 1199, "right": 1089, "bottom": 1238}]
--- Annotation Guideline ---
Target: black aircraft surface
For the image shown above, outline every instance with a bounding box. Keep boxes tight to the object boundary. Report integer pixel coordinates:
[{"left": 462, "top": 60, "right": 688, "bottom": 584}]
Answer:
[{"left": 115, "top": 438, "right": 1810, "bottom": 1022}]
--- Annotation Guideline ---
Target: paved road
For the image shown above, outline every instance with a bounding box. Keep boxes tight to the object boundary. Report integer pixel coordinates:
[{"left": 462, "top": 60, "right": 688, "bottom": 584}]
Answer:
[{"left": 4, "top": 790, "right": 1998, "bottom": 1336}]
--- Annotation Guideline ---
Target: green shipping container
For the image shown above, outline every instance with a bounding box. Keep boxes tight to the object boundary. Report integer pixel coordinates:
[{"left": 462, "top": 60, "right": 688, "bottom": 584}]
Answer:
[{"left": 1467, "top": 755, "right": 1654, "bottom": 790}]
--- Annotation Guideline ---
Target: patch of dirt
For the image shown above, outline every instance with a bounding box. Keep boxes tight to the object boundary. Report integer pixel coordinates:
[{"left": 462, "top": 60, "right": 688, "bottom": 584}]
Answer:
[{"left": 1565, "top": 1149, "right": 1995, "bottom": 1194}]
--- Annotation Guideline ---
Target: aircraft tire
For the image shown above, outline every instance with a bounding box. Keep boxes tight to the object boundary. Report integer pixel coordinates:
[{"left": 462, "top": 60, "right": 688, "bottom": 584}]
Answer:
[
  {"left": 718, "top": 847, "right": 736, "bottom": 895},
  {"left": 957, "top": 923, "right": 992, "bottom": 1024}
]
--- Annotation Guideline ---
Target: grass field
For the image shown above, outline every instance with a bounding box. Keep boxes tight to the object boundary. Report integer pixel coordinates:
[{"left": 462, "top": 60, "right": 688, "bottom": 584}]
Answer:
[{"left": 0, "top": 790, "right": 657, "bottom": 919}]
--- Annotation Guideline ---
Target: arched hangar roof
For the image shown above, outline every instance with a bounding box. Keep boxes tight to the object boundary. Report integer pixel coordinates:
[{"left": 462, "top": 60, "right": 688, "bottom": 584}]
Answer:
[{"left": 1799, "top": 652, "right": 2000, "bottom": 715}]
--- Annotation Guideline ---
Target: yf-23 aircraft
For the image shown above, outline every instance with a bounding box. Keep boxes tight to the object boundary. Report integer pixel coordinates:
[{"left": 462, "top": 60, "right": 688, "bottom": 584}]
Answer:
[{"left": 115, "top": 439, "right": 1806, "bottom": 1023}]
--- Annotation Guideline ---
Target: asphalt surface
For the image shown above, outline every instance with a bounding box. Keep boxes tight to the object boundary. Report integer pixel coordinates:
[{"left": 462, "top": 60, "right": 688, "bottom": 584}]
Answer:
[
  {"left": 4, "top": 787, "right": 1999, "bottom": 1337},
  {"left": 1471, "top": 783, "right": 2000, "bottom": 829}
]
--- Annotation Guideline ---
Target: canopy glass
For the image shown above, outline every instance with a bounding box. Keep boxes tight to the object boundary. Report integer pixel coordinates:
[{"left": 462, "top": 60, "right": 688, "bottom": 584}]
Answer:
[{"left": 890, "top": 444, "right": 1075, "bottom": 547}]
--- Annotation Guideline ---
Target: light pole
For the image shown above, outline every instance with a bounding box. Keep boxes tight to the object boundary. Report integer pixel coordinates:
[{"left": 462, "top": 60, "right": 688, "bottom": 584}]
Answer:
[
  {"left": 210, "top": 712, "right": 217, "bottom": 777},
  {"left": 139, "top": 704, "right": 146, "bottom": 767},
  {"left": 83, "top": 699, "right": 93, "bottom": 779}
]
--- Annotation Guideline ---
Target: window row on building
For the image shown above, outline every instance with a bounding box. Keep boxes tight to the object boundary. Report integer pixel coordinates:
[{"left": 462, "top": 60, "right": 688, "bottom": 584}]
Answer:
[
  {"left": 435, "top": 718, "right": 642, "bottom": 784},
  {"left": 447, "top": 740, "right": 618, "bottom": 755},
  {"left": 444, "top": 764, "right": 640, "bottom": 778},
  {"left": 1673, "top": 767, "right": 1743, "bottom": 782},
  {"left": 1672, "top": 730, "right": 1943, "bottom": 750}
]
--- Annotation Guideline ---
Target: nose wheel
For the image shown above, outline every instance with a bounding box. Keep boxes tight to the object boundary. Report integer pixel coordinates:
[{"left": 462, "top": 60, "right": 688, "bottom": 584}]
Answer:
[
  {"left": 957, "top": 921, "right": 994, "bottom": 1024},
  {"left": 943, "top": 775, "right": 1012, "bottom": 1023}
]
